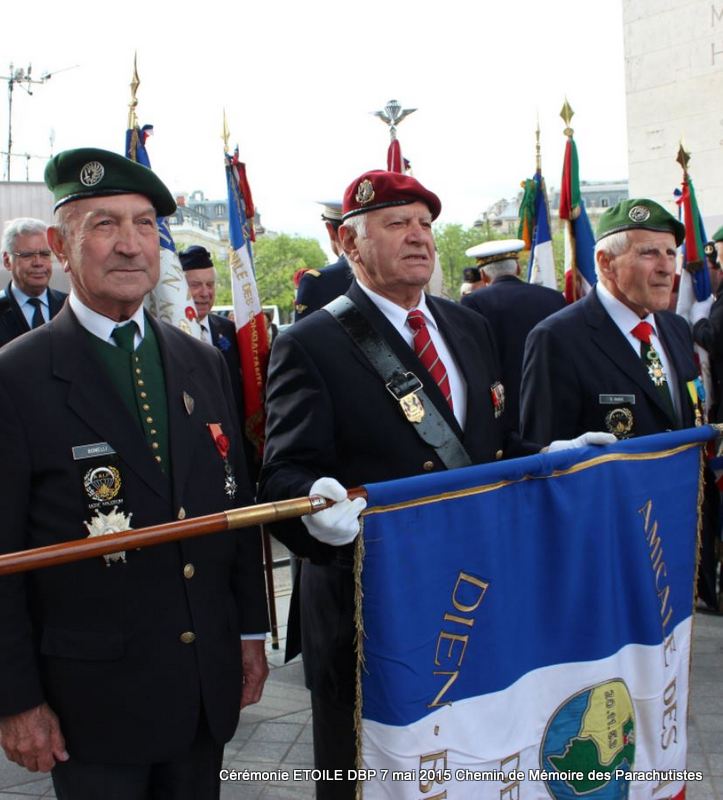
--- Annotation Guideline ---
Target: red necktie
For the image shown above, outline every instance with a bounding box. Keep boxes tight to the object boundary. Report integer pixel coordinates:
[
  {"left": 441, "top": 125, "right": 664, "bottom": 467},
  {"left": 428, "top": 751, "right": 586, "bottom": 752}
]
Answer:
[
  {"left": 407, "top": 310, "right": 453, "bottom": 410},
  {"left": 631, "top": 321, "right": 654, "bottom": 346}
]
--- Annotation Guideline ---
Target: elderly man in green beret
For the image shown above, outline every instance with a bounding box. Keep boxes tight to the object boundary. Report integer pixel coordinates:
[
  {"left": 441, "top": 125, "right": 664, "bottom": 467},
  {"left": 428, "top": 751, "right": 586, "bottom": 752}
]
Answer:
[
  {"left": 520, "top": 198, "right": 719, "bottom": 610},
  {"left": 520, "top": 198, "right": 701, "bottom": 442},
  {"left": 0, "top": 148, "right": 269, "bottom": 799}
]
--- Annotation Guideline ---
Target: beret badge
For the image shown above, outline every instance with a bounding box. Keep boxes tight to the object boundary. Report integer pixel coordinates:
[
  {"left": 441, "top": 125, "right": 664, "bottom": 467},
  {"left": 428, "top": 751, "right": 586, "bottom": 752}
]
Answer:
[
  {"left": 628, "top": 205, "right": 651, "bottom": 223},
  {"left": 355, "top": 178, "right": 375, "bottom": 206},
  {"left": 80, "top": 161, "right": 105, "bottom": 187}
]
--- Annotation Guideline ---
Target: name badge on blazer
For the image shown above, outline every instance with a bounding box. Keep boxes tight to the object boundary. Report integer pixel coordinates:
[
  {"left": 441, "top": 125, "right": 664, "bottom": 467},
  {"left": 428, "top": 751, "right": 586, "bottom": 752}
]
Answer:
[{"left": 599, "top": 394, "right": 636, "bottom": 405}]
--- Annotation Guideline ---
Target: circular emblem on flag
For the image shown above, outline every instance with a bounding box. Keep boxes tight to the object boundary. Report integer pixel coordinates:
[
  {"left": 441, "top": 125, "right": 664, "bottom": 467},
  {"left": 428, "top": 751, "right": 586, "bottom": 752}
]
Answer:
[
  {"left": 79, "top": 161, "right": 105, "bottom": 187},
  {"left": 540, "top": 679, "right": 636, "bottom": 799},
  {"left": 628, "top": 205, "right": 651, "bottom": 223},
  {"left": 355, "top": 178, "right": 375, "bottom": 206},
  {"left": 83, "top": 466, "right": 121, "bottom": 502}
]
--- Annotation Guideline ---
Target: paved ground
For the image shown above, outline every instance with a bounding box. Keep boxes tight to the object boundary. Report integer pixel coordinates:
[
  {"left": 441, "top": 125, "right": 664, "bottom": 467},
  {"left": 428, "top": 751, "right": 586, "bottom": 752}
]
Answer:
[{"left": 0, "top": 553, "right": 721, "bottom": 799}]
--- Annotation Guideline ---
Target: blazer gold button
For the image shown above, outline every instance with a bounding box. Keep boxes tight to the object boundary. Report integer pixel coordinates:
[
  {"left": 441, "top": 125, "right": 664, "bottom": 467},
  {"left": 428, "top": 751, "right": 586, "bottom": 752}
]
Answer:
[
  {"left": 180, "top": 631, "right": 195, "bottom": 644},
  {"left": 423, "top": 461, "right": 434, "bottom": 471},
  {"left": 183, "top": 563, "right": 195, "bottom": 579},
  {"left": 177, "top": 507, "right": 186, "bottom": 520},
  {"left": 495, "top": 449, "right": 503, "bottom": 460}
]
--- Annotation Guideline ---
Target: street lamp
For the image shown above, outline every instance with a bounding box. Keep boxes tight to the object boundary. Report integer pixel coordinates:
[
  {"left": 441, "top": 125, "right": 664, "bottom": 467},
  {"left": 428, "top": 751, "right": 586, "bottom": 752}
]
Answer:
[{"left": 0, "top": 62, "right": 76, "bottom": 180}]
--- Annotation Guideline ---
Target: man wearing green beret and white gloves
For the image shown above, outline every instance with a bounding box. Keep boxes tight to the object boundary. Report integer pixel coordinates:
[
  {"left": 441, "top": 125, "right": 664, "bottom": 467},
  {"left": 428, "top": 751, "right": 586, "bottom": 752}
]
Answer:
[
  {"left": 0, "top": 148, "right": 269, "bottom": 799},
  {"left": 521, "top": 198, "right": 701, "bottom": 443}
]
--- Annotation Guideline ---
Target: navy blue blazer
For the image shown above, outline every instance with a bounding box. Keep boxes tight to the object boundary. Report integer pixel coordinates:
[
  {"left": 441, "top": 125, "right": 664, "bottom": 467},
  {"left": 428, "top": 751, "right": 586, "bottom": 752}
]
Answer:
[
  {"left": 520, "top": 287, "right": 699, "bottom": 445},
  {"left": 0, "top": 281, "right": 67, "bottom": 347},
  {"left": 293, "top": 255, "right": 353, "bottom": 322},
  {"left": 462, "top": 275, "right": 565, "bottom": 427}
]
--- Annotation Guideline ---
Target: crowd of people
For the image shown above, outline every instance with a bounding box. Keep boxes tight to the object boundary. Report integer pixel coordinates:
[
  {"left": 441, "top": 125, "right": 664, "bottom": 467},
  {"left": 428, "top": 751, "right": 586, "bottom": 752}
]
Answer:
[{"left": 0, "top": 150, "right": 719, "bottom": 800}]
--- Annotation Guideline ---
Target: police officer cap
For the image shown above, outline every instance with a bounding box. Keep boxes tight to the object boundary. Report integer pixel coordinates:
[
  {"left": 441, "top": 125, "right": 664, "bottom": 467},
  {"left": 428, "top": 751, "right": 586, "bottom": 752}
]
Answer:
[
  {"left": 595, "top": 198, "right": 685, "bottom": 246},
  {"left": 179, "top": 245, "right": 214, "bottom": 271},
  {"left": 711, "top": 226, "right": 723, "bottom": 243},
  {"left": 465, "top": 238, "right": 525, "bottom": 267},
  {"left": 317, "top": 200, "right": 343, "bottom": 224},
  {"left": 342, "top": 170, "right": 441, "bottom": 221},
  {"left": 45, "top": 147, "right": 177, "bottom": 217}
]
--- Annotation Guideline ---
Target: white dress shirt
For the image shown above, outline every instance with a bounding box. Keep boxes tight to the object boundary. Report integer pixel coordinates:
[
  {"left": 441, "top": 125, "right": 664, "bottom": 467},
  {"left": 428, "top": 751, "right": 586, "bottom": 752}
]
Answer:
[
  {"left": 11, "top": 283, "right": 50, "bottom": 328},
  {"left": 69, "top": 292, "right": 146, "bottom": 349},
  {"left": 356, "top": 282, "right": 468, "bottom": 429}
]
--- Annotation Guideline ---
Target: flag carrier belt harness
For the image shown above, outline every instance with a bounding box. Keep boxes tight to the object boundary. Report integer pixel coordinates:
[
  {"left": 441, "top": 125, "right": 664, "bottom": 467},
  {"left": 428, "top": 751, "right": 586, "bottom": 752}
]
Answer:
[{"left": 324, "top": 295, "right": 472, "bottom": 471}]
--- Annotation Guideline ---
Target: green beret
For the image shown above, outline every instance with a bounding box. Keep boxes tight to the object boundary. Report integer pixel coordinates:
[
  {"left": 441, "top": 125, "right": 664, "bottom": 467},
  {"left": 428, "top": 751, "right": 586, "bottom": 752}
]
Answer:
[
  {"left": 712, "top": 226, "right": 723, "bottom": 243},
  {"left": 595, "top": 198, "right": 685, "bottom": 246},
  {"left": 44, "top": 148, "right": 176, "bottom": 217}
]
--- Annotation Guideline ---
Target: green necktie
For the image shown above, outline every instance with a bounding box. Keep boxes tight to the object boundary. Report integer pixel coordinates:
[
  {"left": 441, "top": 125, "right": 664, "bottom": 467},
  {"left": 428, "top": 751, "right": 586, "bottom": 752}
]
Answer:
[{"left": 111, "top": 322, "right": 138, "bottom": 354}]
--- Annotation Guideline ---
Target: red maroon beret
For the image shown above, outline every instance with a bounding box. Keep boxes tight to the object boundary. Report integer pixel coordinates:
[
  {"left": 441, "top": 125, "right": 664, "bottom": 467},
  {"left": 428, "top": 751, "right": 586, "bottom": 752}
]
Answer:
[{"left": 342, "top": 170, "right": 442, "bottom": 221}]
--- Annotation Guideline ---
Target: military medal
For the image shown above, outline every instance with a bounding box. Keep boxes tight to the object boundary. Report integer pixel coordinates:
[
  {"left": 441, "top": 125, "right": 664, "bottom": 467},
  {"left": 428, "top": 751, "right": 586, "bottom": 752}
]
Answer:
[
  {"left": 84, "top": 506, "right": 134, "bottom": 566},
  {"left": 490, "top": 381, "right": 505, "bottom": 418},
  {"left": 207, "top": 423, "right": 237, "bottom": 499},
  {"left": 644, "top": 347, "right": 667, "bottom": 387}
]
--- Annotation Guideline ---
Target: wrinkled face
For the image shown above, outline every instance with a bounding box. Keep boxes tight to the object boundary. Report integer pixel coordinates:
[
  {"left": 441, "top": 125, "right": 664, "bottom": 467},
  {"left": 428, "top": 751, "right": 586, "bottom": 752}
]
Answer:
[
  {"left": 48, "top": 194, "right": 160, "bottom": 321},
  {"left": 185, "top": 267, "right": 216, "bottom": 321},
  {"left": 340, "top": 202, "right": 435, "bottom": 307},
  {"left": 597, "top": 229, "right": 677, "bottom": 315},
  {"left": 3, "top": 232, "right": 53, "bottom": 297}
]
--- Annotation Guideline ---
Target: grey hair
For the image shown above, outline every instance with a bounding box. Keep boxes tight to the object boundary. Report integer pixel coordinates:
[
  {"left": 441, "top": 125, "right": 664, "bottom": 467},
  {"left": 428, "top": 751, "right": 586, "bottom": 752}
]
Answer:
[
  {"left": 340, "top": 214, "right": 367, "bottom": 239},
  {"left": 1, "top": 218, "right": 48, "bottom": 256},
  {"left": 482, "top": 258, "right": 518, "bottom": 281},
  {"left": 594, "top": 231, "right": 630, "bottom": 279},
  {"left": 338, "top": 214, "right": 367, "bottom": 277}
]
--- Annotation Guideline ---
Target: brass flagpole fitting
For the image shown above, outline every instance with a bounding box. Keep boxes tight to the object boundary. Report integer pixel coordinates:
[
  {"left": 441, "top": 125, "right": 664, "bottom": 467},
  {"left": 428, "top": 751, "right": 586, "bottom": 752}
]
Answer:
[{"left": 560, "top": 98, "right": 574, "bottom": 138}]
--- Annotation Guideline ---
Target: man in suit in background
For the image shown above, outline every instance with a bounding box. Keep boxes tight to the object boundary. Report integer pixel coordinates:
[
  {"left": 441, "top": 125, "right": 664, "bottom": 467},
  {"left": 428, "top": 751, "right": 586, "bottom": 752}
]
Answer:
[
  {"left": 462, "top": 238, "right": 565, "bottom": 427},
  {"left": 293, "top": 201, "right": 352, "bottom": 322},
  {"left": 0, "top": 218, "right": 67, "bottom": 346},
  {"left": 180, "top": 245, "right": 258, "bottom": 478},
  {"left": 0, "top": 148, "right": 268, "bottom": 799},
  {"left": 180, "top": 246, "right": 243, "bottom": 408}
]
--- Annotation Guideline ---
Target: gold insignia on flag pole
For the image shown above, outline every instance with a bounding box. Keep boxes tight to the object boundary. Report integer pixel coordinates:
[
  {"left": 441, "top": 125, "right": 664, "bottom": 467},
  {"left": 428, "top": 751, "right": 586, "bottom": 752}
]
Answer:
[
  {"left": 222, "top": 108, "right": 230, "bottom": 154},
  {"left": 127, "top": 53, "right": 140, "bottom": 161}
]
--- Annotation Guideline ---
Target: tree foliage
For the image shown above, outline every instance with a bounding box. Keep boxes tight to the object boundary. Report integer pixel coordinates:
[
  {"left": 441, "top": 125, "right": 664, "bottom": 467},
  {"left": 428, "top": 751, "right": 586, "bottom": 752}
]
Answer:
[
  {"left": 434, "top": 223, "right": 506, "bottom": 297},
  {"left": 213, "top": 234, "right": 327, "bottom": 320}
]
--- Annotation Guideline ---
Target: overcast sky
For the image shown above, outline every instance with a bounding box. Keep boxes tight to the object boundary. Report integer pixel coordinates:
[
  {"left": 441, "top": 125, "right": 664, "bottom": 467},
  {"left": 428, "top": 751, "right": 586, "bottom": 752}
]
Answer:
[{"left": 2, "top": 0, "right": 627, "bottom": 247}]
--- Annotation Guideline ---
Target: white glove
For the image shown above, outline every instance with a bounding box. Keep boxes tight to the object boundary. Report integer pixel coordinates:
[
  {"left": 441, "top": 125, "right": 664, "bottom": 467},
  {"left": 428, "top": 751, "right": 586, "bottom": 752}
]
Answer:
[
  {"left": 690, "top": 295, "right": 714, "bottom": 326},
  {"left": 546, "top": 431, "right": 618, "bottom": 453},
  {"left": 301, "top": 477, "right": 367, "bottom": 546}
]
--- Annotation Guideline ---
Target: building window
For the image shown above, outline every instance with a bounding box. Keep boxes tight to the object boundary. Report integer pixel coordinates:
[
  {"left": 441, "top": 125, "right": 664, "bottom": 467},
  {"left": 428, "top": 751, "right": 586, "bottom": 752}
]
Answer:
[
  {"left": 215, "top": 204, "right": 225, "bottom": 217},
  {"left": 601, "top": 198, "right": 609, "bottom": 208}
]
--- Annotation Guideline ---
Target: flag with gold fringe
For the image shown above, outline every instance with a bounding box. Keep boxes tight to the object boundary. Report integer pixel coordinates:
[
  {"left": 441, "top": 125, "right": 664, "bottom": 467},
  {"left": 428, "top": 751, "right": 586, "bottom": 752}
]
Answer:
[{"left": 357, "top": 427, "right": 711, "bottom": 799}]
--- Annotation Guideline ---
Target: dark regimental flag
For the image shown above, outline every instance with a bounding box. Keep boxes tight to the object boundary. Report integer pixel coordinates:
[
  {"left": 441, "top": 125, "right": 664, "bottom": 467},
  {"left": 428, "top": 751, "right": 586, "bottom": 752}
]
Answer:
[{"left": 356, "top": 427, "right": 711, "bottom": 799}]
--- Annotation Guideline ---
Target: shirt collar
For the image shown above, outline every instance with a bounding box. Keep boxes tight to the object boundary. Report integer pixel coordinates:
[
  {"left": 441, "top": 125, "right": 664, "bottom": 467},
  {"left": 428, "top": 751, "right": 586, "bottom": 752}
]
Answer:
[
  {"left": 356, "top": 281, "right": 438, "bottom": 330},
  {"left": 596, "top": 282, "right": 656, "bottom": 336},
  {"left": 69, "top": 291, "right": 147, "bottom": 344},
  {"left": 10, "top": 282, "right": 49, "bottom": 309}
]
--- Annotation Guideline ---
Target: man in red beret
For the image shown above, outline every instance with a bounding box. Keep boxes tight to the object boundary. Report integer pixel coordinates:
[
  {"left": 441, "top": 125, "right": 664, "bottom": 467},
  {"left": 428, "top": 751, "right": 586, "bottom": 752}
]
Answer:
[{"left": 259, "top": 170, "right": 613, "bottom": 799}]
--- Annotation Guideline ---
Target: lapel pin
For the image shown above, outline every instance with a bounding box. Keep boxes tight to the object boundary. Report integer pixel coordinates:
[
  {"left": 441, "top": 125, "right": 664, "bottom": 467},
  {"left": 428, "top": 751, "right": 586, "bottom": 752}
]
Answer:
[{"left": 183, "top": 391, "right": 195, "bottom": 416}]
